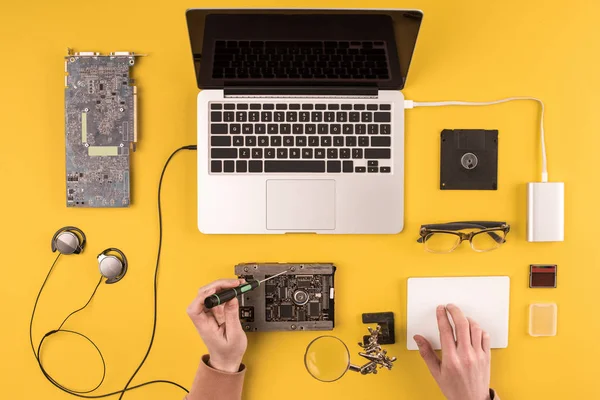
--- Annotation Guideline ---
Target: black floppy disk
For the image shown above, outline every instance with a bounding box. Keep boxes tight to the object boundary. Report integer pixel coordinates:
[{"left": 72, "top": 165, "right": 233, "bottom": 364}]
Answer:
[{"left": 440, "top": 129, "right": 498, "bottom": 190}]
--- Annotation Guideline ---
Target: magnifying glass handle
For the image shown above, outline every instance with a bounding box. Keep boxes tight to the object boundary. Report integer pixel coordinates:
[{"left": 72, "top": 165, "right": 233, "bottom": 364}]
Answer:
[{"left": 348, "top": 364, "right": 362, "bottom": 373}]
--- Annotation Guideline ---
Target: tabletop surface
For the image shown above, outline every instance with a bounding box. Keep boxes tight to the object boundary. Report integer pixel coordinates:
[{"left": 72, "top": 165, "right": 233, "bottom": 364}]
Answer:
[{"left": 1, "top": 1, "right": 598, "bottom": 399}]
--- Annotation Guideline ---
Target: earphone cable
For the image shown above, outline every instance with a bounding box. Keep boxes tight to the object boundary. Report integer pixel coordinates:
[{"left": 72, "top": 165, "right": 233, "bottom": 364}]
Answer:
[
  {"left": 29, "top": 252, "right": 61, "bottom": 356},
  {"left": 30, "top": 259, "right": 189, "bottom": 397},
  {"left": 30, "top": 144, "right": 197, "bottom": 398},
  {"left": 30, "top": 258, "right": 107, "bottom": 394},
  {"left": 117, "top": 144, "right": 197, "bottom": 399},
  {"left": 57, "top": 277, "right": 102, "bottom": 331}
]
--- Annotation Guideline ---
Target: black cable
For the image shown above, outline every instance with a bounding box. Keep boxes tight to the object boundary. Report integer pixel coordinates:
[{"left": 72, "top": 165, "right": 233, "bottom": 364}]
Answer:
[
  {"left": 117, "top": 144, "right": 197, "bottom": 399},
  {"left": 57, "top": 278, "right": 103, "bottom": 331},
  {"left": 30, "top": 253, "right": 61, "bottom": 355},
  {"left": 30, "top": 261, "right": 109, "bottom": 395},
  {"left": 30, "top": 144, "right": 197, "bottom": 398},
  {"left": 30, "top": 255, "right": 188, "bottom": 398}
]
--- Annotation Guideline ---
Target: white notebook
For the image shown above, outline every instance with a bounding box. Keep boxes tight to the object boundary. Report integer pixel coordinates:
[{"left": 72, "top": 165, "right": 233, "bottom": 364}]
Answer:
[{"left": 406, "top": 276, "right": 510, "bottom": 350}]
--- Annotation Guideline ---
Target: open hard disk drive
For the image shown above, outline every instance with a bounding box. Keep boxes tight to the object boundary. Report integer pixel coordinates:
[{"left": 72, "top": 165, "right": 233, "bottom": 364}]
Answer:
[{"left": 235, "top": 263, "right": 336, "bottom": 332}]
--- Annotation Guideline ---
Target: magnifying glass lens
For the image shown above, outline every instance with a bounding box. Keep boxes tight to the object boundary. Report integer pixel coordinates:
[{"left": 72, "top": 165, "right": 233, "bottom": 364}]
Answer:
[{"left": 304, "top": 336, "right": 350, "bottom": 382}]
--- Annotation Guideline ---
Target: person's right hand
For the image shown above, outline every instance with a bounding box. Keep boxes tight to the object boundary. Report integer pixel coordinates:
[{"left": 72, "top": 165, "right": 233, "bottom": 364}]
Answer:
[
  {"left": 414, "top": 304, "right": 492, "bottom": 400},
  {"left": 187, "top": 279, "right": 248, "bottom": 373}
]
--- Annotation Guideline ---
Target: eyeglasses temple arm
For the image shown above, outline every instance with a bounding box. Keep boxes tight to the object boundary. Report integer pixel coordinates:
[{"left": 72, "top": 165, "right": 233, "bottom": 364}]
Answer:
[
  {"left": 420, "top": 223, "right": 487, "bottom": 231},
  {"left": 487, "top": 231, "right": 505, "bottom": 243}
]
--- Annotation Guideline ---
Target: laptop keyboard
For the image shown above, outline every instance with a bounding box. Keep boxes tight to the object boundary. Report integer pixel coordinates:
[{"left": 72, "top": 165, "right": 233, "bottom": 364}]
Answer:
[
  {"left": 209, "top": 102, "right": 392, "bottom": 174},
  {"left": 212, "top": 41, "right": 389, "bottom": 80}
]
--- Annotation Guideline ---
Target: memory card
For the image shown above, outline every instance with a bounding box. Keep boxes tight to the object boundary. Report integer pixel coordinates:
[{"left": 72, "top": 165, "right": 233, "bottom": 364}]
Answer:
[{"left": 529, "top": 265, "right": 557, "bottom": 288}]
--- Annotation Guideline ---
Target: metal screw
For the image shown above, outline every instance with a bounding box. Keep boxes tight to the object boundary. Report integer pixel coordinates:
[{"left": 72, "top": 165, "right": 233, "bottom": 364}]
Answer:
[
  {"left": 244, "top": 267, "right": 249, "bottom": 272},
  {"left": 119, "top": 143, "right": 124, "bottom": 148},
  {"left": 69, "top": 57, "right": 75, "bottom": 63},
  {"left": 291, "top": 324, "right": 297, "bottom": 330},
  {"left": 84, "top": 108, "right": 89, "bottom": 112},
  {"left": 119, "top": 107, "right": 124, "bottom": 112},
  {"left": 245, "top": 325, "right": 250, "bottom": 330},
  {"left": 84, "top": 143, "right": 89, "bottom": 147},
  {"left": 290, "top": 266, "right": 296, "bottom": 272},
  {"left": 128, "top": 59, "right": 135, "bottom": 65}
]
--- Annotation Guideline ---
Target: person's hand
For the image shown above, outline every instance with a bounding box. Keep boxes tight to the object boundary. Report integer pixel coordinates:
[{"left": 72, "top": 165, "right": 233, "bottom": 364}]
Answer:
[
  {"left": 414, "top": 304, "right": 491, "bottom": 400},
  {"left": 187, "top": 279, "right": 248, "bottom": 373}
]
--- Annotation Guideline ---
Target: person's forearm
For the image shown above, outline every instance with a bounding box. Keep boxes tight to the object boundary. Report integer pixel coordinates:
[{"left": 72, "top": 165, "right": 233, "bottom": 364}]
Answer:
[{"left": 185, "top": 355, "right": 245, "bottom": 400}]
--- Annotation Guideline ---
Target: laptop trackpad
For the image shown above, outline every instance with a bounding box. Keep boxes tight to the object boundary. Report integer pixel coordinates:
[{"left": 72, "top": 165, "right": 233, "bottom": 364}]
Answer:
[{"left": 266, "top": 180, "right": 335, "bottom": 230}]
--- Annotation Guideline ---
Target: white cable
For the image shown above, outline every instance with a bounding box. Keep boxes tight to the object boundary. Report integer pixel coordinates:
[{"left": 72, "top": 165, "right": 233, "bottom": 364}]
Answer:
[{"left": 405, "top": 97, "right": 548, "bottom": 182}]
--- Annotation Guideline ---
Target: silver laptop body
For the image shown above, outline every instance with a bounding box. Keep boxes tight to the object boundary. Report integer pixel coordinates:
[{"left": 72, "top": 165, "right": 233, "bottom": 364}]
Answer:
[{"left": 186, "top": 8, "right": 423, "bottom": 234}]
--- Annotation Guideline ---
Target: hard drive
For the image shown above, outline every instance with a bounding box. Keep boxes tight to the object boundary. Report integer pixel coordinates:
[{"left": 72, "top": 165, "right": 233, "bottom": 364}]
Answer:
[{"left": 235, "top": 263, "right": 335, "bottom": 332}]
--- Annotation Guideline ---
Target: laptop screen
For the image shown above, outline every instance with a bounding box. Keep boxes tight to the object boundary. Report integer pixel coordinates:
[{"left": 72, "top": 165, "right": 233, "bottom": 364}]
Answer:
[{"left": 186, "top": 9, "right": 422, "bottom": 91}]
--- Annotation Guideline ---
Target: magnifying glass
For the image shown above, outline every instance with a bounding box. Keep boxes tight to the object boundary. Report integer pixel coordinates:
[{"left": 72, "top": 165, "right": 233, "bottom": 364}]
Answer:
[
  {"left": 304, "top": 335, "right": 362, "bottom": 382},
  {"left": 305, "top": 327, "right": 397, "bottom": 382}
]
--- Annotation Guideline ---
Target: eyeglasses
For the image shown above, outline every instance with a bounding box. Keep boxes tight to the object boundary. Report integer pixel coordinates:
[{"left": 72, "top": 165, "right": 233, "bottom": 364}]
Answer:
[{"left": 417, "top": 221, "right": 510, "bottom": 253}]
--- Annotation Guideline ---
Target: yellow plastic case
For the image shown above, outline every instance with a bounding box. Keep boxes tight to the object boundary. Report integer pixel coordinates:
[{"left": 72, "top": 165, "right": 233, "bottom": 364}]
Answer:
[{"left": 529, "top": 303, "right": 557, "bottom": 337}]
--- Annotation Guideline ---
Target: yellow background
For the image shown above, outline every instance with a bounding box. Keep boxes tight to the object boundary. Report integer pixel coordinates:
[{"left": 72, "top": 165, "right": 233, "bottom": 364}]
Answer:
[{"left": 1, "top": 1, "right": 598, "bottom": 399}]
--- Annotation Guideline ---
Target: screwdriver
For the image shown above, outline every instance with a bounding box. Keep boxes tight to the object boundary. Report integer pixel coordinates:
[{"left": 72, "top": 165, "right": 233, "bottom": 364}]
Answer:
[{"left": 204, "top": 269, "right": 289, "bottom": 309}]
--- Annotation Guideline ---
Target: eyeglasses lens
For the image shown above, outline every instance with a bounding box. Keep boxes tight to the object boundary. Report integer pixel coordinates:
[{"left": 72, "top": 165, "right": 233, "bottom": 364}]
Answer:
[
  {"left": 424, "top": 232, "right": 460, "bottom": 253},
  {"left": 470, "top": 229, "right": 506, "bottom": 251}
]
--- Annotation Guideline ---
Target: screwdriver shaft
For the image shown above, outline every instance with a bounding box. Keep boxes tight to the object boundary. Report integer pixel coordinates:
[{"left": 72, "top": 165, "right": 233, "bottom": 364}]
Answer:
[
  {"left": 204, "top": 269, "right": 289, "bottom": 309},
  {"left": 259, "top": 269, "right": 289, "bottom": 283}
]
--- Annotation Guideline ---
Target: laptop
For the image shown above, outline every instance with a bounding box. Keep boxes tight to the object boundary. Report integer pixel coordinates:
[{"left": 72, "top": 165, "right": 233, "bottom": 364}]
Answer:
[{"left": 186, "top": 9, "right": 423, "bottom": 234}]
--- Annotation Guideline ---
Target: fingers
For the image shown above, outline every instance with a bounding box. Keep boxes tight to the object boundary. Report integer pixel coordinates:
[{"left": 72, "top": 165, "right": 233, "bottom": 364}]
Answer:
[
  {"left": 186, "top": 298, "right": 216, "bottom": 336},
  {"left": 187, "top": 292, "right": 206, "bottom": 318},
  {"left": 212, "top": 305, "right": 226, "bottom": 326},
  {"left": 467, "top": 317, "right": 483, "bottom": 351},
  {"left": 446, "top": 304, "right": 470, "bottom": 349},
  {"left": 436, "top": 305, "right": 457, "bottom": 355},
  {"left": 414, "top": 335, "right": 441, "bottom": 380},
  {"left": 199, "top": 279, "right": 246, "bottom": 299},
  {"left": 482, "top": 331, "right": 491, "bottom": 355},
  {"left": 224, "top": 297, "right": 244, "bottom": 339},
  {"left": 188, "top": 279, "right": 245, "bottom": 317}
]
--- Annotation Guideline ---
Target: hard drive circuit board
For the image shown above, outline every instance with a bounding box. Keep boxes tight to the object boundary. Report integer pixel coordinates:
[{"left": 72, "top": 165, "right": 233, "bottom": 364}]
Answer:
[
  {"left": 64, "top": 50, "right": 139, "bottom": 207},
  {"left": 235, "top": 263, "right": 335, "bottom": 332}
]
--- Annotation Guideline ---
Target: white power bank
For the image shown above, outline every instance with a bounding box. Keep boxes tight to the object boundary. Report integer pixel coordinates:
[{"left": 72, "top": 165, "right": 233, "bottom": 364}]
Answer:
[{"left": 527, "top": 182, "right": 565, "bottom": 242}]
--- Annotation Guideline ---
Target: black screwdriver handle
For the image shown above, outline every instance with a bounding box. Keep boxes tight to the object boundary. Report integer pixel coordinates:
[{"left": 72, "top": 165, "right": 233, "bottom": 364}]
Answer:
[{"left": 204, "top": 280, "right": 260, "bottom": 309}]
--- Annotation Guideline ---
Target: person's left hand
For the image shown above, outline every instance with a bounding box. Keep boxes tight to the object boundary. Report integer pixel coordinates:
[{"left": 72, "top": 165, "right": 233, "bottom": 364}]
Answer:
[{"left": 187, "top": 279, "right": 248, "bottom": 373}]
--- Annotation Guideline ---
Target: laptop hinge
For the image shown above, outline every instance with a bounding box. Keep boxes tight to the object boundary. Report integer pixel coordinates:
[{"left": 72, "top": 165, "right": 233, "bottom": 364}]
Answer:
[{"left": 224, "top": 86, "right": 378, "bottom": 98}]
